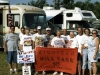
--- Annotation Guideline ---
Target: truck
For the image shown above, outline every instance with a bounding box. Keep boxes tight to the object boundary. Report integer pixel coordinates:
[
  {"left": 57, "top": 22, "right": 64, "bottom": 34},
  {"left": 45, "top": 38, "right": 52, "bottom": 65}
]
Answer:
[
  {"left": 0, "top": 0, "right": 47, "bottom": 48},
  {"left": 43, "top": 6, "right": 97, "bottom": 35}
]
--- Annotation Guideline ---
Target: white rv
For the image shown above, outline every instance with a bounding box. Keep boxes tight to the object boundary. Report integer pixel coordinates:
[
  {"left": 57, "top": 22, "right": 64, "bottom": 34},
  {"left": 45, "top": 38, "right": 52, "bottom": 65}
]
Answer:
[
  {"left": 0, "top": 0, "right": 47, "bottom": 48},
  {"left": 43, "top": 6, "right": 97, "bottom": 34}
]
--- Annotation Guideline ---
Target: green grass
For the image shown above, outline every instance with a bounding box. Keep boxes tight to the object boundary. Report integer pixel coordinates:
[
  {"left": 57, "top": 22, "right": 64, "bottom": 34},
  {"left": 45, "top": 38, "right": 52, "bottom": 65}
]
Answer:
[
  {"left": 0, "top": 51, "right": 100, "bottom": 75},
  {"left": 0, "top": 51, "right": 22, "bottom": 75}
]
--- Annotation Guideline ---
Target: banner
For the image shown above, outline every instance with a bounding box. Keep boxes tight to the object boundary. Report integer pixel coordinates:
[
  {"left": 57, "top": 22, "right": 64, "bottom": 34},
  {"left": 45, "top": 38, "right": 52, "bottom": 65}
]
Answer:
[
  {"left": 35, "top": 47, "right": 78, "bottom": 74},
  {"left": 17, "top": 50, "right": 35, "bottom": 63}
]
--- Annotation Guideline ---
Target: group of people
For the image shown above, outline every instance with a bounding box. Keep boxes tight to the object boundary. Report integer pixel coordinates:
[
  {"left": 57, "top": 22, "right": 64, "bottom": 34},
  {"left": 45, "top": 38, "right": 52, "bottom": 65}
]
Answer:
[{"left": 3, "top": 25, "right": 100, "bottom": 75}]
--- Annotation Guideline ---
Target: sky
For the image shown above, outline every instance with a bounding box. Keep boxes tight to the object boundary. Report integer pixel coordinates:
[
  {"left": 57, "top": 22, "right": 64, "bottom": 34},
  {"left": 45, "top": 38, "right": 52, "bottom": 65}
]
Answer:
[{"left": 8, "top": 0, "right": 100, "bottom": 5}]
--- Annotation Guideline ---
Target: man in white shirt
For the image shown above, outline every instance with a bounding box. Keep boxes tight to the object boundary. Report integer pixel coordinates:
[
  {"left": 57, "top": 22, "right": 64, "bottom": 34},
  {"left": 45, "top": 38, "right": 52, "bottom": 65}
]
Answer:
[
  {"left": 67, "top": 31, "right": 78, "bottom": 48},
  {"left": 76, "top": 27, "right": 84, "bottom": 75},
  {"left": 51, "top": 30, "right": 65, "bottom": 75},
  {"left": 61, "top": 29, "right": 68, "bottom": 47},
  {"left": 45, "top": 27, "right": 54, "bottom": 47},
  {"left": 32, "top": 26, "right": 46, "bottom": 48},
  {"left": 33, "top": 26, "right": 47, "bottom": 75},
  {"left": 19, "top": 27, "right": 25, "bottom": 41}
]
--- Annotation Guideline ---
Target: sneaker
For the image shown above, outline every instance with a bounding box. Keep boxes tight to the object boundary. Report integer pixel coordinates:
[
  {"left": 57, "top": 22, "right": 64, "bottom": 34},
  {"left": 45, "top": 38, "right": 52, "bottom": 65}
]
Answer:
[
  {"left": 14, "top": 69, "right": 18, "bottom": 74},
  {"left": 42, "top": 71, "right": 46, "bottom": 75},
  {"left": 34, "top": 71, "right": 38, "bottom": 75},
  {"left": 60, "top": 72, "right": 63, "bottom": 75},
  {"left": 10, "top": 69, "right": 13, "bottom": 74},
  {"left": 53, "top": 71, "right": 58, "bottom": 75}
]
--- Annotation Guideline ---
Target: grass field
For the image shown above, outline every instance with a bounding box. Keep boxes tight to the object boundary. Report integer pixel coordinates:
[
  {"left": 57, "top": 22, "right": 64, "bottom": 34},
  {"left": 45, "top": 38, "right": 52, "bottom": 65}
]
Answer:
[{"left": 0, "top": 51, "right": 100, "bottom": 75}]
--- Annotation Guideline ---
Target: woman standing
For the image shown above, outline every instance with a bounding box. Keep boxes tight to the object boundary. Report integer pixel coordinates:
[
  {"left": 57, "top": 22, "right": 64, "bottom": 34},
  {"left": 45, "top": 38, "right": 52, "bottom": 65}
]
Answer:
[
  {"left": 81, "top": 28, "right": 92, "bottom": 75},
  {"left": 88, "top": 30, "right": 99, "bottom": 75}
]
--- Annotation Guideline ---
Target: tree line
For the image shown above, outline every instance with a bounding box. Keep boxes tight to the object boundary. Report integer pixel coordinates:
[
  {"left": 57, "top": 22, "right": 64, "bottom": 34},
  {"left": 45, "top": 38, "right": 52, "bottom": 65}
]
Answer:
[{"left": 16, "top": 0, "right": 100, "bottom": 19}]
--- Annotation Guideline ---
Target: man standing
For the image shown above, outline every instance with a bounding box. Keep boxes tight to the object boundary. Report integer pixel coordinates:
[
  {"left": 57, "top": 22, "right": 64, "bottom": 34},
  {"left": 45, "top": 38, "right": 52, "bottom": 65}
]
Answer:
[
  {"left": 67, "top": 31, "right": 78, "bottom": 48},
  {"left": 33, "top": 26, "right": 47, "bottom": 48},
  {"left": 33, "top": 26, "right": 47, "bottom": 75},
  {"left": 76, "top": 27, "right": 84, "bottom": 75},
  {"left": 4, "top": 26, "right": 19, "bottom": 74},
  {"left": 51, "top": 30, "right": 65, "bottom": 75},
  {"left": 45, "top": 27, "right": 54, "bottom": 47},
  {"left": 61, "top": 29, "right": 68, "bottom": 47},
  {"left": 19, "top": 27, "right": 25, "bottom": 41}
]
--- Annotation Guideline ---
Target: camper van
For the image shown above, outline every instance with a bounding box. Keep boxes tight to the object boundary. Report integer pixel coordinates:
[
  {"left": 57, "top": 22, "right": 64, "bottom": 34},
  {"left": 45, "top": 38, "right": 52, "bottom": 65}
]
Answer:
[
  {"left": 0, "top": 0, "right": 47, "bottom": 48},
  {"left": 43, "top": 6, "right": 97, "bottom": 34}
]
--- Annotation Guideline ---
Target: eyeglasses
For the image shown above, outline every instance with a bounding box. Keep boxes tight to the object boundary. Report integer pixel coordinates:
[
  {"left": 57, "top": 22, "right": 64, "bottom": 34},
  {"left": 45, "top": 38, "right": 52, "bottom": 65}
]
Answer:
[{"left": 92, "top": 33, "right": 96, "bottom": 34}]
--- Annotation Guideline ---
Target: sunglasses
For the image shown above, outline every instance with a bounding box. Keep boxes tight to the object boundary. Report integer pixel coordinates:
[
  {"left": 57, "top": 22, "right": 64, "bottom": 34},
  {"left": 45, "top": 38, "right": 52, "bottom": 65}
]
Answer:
[{"left": 92, "top": 33, "right": 96, "bottom": 34}]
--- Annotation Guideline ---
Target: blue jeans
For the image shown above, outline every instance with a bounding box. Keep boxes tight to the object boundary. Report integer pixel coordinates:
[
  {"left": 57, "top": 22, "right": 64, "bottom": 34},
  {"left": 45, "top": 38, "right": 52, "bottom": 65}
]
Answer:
[
  {"left": 82, "top": 49, "right": 91, "bottom": 70},
  {"left": 7, "top": 51, "right": 17, "bottom": 63}
]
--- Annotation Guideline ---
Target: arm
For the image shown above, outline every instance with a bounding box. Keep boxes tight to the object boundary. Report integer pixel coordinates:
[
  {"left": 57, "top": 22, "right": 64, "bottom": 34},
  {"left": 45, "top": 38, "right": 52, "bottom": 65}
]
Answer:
[
  {"left": 32, "top": 41, "right": 35, "bottom": 49},
  {"left": 94, "top": 37, "right": 99, "bottom": 55},
  {"left": 19, "top": 45, "right": 23, "bottom": 50},
  {"left": 3, "top": 34, "right": 8, "bottom": 53},
  {"left": 3, "top": 41, "right": 7, "bottom": 53},
  {"left": 19, "top": 37, "right": 24, "bottom": 51}
]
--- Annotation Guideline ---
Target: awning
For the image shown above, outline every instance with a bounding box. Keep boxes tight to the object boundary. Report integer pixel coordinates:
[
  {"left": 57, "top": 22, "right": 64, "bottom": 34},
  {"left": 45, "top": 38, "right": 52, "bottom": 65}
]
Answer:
[{"left": 44, "top": 10, "right": 62, "bottom": 21}]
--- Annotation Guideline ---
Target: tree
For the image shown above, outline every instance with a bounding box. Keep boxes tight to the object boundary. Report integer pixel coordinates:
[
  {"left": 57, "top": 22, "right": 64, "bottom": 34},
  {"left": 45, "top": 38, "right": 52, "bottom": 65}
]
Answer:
[
  {"left": 53, "top": 0, "right": 62, "bottom": 9},
  {"left": 93, "top": 1, "right": 100, "bottom": 18},
  {"left": 74, "top": 1, "right": 85, "bottom": 9},
  {"left": 28, "top": 0, "right": 48, "bottom": 8},
  {"left": 61, "top": 0, "right": 74, "bottom": 9}
]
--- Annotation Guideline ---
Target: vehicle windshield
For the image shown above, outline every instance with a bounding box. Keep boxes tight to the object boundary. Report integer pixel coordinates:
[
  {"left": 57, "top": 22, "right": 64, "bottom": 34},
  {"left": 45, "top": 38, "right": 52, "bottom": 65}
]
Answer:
[
  {"left": 66, "top": 21, "right": 93, "bottom": 30},
  {"left": 22, "top": 14, "right": 47, "bottom": 29}
]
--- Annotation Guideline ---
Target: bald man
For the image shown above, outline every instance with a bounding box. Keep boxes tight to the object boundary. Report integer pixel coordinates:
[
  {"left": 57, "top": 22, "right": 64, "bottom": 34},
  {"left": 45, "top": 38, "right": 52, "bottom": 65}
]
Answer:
[
  {"left": 67, "top": 31, "right": 78, "bottom": 48},
  {"left": 61, "top": 29, "right": 68, "bottom": 47}
]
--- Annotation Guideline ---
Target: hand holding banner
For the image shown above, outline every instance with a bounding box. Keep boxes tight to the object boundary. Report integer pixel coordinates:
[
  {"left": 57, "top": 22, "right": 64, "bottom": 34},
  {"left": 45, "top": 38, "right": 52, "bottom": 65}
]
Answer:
[{"left": 35, "top": 47, "right": 78, "bottom": 74}]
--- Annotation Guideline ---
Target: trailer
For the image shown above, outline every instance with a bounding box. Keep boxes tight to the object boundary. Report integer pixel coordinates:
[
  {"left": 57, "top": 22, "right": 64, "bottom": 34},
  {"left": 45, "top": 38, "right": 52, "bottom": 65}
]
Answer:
[{"left": 43, "top": 6, "right": 97, "bottom": 34}]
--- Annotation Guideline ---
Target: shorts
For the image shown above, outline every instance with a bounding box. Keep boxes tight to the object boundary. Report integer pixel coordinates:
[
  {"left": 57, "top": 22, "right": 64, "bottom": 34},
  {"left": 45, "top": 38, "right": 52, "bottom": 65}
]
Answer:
[
  {"left": 7, "top": 51, "right": 17, "bottom": 63},
  {"left": 77, "top": 53, "right": 82, "bottom": 61}
]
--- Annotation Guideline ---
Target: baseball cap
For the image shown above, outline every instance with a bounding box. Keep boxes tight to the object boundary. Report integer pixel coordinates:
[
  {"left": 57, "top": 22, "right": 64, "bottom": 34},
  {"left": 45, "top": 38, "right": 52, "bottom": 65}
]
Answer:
[
  {"left": 37, "top": 26, "right": 41, "bottom": 30},
  {"left": 46, "top": 27, "right": 51, "bottom": 30}
]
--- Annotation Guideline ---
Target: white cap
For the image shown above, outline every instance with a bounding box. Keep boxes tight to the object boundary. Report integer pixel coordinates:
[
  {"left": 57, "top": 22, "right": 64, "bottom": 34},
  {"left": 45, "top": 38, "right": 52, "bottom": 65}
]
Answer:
[
  {"left": 46, "top": 28, "right": 51, "bottom": 30},
  {"left": 37, "top": 26, "right": 41, "bottom": 29}
]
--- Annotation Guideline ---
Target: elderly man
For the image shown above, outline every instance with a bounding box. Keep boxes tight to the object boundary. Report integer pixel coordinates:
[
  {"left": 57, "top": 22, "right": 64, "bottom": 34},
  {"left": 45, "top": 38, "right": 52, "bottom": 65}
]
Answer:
[
  {"left": 44, "top": 27, "right": 54, "bottom": 47},
  {"left": 33, "top": 26, "right": 47, "bottom": 75}
]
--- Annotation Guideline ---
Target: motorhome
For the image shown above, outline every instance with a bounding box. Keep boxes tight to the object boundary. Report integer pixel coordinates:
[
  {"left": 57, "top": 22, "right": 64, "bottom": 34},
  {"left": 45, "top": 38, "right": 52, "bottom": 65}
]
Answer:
[
  {"left": 43, "top": 6, "right": 97, "bottom": 34},
  {"left": 0, "top": 0, "right": 47, "bottom": 48}
]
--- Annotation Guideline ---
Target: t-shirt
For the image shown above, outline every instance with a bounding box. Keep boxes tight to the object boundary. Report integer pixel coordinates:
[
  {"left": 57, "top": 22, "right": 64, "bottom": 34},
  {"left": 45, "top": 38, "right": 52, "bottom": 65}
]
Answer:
[
  {"left": 20, "top": 34, "right": 33, "bottom": 52},
  {"left": 67, "top": 37, "right": 78, "bottom": 48},
  {"left": 32, "top": 33, "right": 46, "bottom": 47},
  {"left": 76, "top": 34, "right": 84, "bottom": 53},
  {"left": 51, "top": 37, "right": 65, "bottom": 48},
  {"left": 4, "top": 33, "right": 19, "bottom": 51},
  {"left": 61, "top": 35, "right": 68, "bottom": 41},
  {"left": 81, "top": 34, "right": 92, "bottom": 47},
  {"left": 61, "top": 35, "right": 68, "bottom": 47},
  {"left": 19, "top": 32, "right": 24, "bottom": 41},
  {"left": 45, "top": 34, "right": 55, "bottom": 47}
]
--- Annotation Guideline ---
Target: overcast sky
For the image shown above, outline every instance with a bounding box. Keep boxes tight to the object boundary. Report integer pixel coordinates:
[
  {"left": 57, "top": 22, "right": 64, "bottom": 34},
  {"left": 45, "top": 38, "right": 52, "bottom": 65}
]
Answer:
[{"left": 8, "top": 0, "right": 100, "bottom": 5}]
